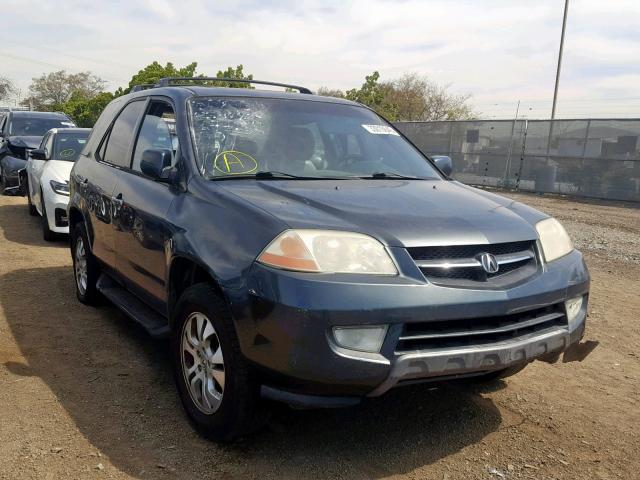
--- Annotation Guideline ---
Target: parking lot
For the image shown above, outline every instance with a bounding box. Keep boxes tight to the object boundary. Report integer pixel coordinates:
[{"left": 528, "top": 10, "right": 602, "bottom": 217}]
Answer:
[{"left": 0, "top": 191, "right": 638, "bottom": 480}]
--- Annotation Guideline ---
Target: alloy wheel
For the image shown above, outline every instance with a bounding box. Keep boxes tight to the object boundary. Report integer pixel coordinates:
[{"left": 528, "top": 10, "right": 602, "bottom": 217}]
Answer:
[
  {"left": 74, "top": 238, "right": 88, "bottom": 294},
  {"left": 181, "top": 312, "right": 225, "bottom": 414}
]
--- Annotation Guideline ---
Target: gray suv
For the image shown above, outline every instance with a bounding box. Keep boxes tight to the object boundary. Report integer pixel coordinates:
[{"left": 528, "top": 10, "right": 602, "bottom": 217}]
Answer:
[{"left": 68, "top": 78, "right": 590, "bottom": 441}]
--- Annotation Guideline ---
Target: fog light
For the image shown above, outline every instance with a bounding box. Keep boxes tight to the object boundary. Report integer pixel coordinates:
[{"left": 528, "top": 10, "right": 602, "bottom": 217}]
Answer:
[
  {"left": 565, "top": 296, "right": 584, "bottom": 325},
  {"left": 332, "top": 325, "right": 388, "bottom": 353}
]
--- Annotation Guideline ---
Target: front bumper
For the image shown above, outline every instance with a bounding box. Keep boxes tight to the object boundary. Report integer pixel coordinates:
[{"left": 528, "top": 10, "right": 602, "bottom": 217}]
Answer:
[
  {"left": 368, "top": 318, "right": 584, "bottom": 396},
  {"left": 43, "top": 191, "right": 70, "bottom": 234},
  {"left": 233, "top": 249, "right": 589, "bottom": 402}
]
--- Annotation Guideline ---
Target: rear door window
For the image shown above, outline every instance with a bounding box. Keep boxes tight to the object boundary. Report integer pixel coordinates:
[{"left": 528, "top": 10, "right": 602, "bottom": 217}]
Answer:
[{"left": 100, "top": 100, "right": 145, "bottom": 168}]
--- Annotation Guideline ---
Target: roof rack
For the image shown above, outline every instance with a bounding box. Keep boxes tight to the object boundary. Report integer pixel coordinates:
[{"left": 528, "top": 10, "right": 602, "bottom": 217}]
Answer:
[
  {"left": 131, "top": 84, "right": 158, "bottom": 92},
  {"left": 156, "top": 77, "right": 312, "bottom": 94}
]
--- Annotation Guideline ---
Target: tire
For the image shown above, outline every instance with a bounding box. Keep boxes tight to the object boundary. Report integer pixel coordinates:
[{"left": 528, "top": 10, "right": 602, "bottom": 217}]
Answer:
[
  {"left": 27, "top": 185, "right": 37, "bottom": 216},
  {"left": 172, "top": 283, "right": 262, "bottom": 442},
  {"left": 70, "top": 222, "right": 100, "bottom": 304},
  {"left": 41, "top": 192, "right": 55, "bottom": 242},
  {"left": 0, "top": 168, "right": 7, "bottom": 196}
]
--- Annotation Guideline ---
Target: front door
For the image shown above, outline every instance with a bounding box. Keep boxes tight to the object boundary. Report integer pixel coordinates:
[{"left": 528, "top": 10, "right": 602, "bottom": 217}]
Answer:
[{"left": 113, "top": 99, "right": 179, "bottom": 313}]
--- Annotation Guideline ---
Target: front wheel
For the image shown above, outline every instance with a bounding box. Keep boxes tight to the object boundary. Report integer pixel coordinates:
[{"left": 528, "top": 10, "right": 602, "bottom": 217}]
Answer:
[
  {"left": 71, "top": 222, "right": 100, "bottom": 304},
  {"left": 27, "top": 186, "right": 37, "bottom": 216},
  {"left": 172, "top": 283, "right": 262, "bottom": 442},
  {"left": 0, "top": 168, "right": 7, "bottom": 195},
  {"left": 40, "top": 192, "right": 55, "bottom": 241}
]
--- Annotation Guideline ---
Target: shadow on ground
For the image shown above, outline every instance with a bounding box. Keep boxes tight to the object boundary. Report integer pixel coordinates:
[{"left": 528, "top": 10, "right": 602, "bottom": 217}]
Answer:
[
  {"left": 0, "top": 203, "right": 68, "bottom": 247},
  {"left": 1, "top": 266, "right": 502, "bottom": 479}
]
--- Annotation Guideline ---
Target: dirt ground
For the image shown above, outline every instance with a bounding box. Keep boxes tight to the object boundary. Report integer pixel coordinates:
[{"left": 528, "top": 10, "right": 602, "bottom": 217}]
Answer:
[{"left": 0, "top": 191, "right": 638, "bottom": 480}]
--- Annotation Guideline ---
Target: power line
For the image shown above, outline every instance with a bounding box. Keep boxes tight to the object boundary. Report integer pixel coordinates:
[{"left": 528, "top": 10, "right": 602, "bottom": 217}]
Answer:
[{"left": 0, "top": 50, "right": 128, "bottom": 86}]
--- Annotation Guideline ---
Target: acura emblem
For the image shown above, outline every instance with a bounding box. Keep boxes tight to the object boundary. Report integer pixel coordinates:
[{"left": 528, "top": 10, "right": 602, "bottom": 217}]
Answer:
[{"left": 479, "top": 252, "right": 499, "bottom": 274}]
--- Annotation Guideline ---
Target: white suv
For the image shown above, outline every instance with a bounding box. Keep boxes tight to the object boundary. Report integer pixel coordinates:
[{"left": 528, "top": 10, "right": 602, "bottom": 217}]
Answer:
[{"left": 26, "top": 128, "right": 90, "bottom": 240}]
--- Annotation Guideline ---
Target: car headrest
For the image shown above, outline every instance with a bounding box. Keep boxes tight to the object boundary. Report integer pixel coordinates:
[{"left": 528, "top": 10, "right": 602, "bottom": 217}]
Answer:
[{"left": 285, "top": 127, "right": 315, "bottom": 162}]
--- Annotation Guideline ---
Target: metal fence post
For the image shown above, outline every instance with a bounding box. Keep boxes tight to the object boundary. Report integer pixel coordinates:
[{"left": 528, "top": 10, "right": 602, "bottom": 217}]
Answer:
[{"left": 516, "top": 120, "right": 528, "bottom": 191}]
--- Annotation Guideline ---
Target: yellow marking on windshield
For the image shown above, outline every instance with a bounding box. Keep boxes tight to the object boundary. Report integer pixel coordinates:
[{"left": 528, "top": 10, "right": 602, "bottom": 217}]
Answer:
[
  {"left": 213, "top": 150, "right": 258, "bottom": 175},
  {"left": 59, "top": 148, "right": 76, "bottom": 158}
]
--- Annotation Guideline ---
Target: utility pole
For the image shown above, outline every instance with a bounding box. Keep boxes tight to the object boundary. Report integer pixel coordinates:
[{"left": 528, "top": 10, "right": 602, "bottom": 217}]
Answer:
[{"left": 551, "top": 0, "right": 569, "bottom": 119}]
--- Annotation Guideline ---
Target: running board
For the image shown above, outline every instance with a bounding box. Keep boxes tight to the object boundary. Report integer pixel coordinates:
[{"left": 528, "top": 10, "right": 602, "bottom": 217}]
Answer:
[{"left": 96, "top": 273, "right": 170, "bottom": 338}]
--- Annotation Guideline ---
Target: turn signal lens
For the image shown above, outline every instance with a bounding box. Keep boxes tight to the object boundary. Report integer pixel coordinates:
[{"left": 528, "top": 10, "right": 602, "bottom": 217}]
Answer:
[
  {"left": 256, "top": 230, "right": 320, "bottom": 272},
  {"left": 257, "top": 229, "right": 397, "bottom": 275}
]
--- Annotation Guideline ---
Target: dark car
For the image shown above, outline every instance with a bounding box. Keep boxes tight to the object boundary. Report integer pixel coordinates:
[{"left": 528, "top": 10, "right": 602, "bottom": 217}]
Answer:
[
  {"left": 68, "top": 78, "right": 590, "bottom": 441},
  {"left": 0, "top": 110, "right": 75, "bottom": 194}
]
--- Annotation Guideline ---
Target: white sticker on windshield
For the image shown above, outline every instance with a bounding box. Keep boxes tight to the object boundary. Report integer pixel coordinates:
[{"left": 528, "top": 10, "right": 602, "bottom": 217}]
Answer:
[
  {"left": 61, "top": 122, "right": 76, "bottom": 126},
  {"left": 362, "top": 124, "right": 399, "bottom": 136}
]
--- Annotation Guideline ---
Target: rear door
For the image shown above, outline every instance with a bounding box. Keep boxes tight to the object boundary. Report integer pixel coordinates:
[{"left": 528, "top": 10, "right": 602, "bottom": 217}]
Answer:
[
  {"left": 113, "top": 98, "right": 179, "bottom": 313},
  {"left": 74, "top": 99, "right": 146, "bottom": 268}
]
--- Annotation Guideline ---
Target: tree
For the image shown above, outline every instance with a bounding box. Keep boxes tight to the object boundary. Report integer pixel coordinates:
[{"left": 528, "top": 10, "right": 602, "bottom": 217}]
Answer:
[
  {"left": 118, "top": 61, "right": 199, "bottom": 95},
  {"left": 61, "top": 91, "right": 115, "bottom": 127},
  {"left": 213, "top": 65, "right": 253, "bottom": 88},
  {"left": 321, "top": 71, "right": 475, "bottom": 121},
  {"left": 317, "top": 87, "right": 345, "bottom": 98},
  {"left": 344, "top": 71, "right": 398, "bottom": 120},
  {"left": 382, "top": 72, "right": 475, "bottom": 121},
  {"left": 26, "top": 70, "right": 105, "bottom": 109},
  {"left": 0, "top": 76, "right": 15, "bottom": 102}
]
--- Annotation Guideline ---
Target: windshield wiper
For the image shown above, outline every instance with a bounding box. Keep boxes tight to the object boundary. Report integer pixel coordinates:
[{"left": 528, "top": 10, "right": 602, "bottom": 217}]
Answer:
[
  {"left": 362, "top": 172, "right": 424, "bottom": 180},
  {"left": 254, "top": 171, "right": 306, "bottom": 179}
]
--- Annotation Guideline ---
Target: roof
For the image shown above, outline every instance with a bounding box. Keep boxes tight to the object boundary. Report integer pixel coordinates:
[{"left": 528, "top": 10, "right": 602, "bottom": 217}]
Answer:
[
  {"left": 127, "top": 85, "right": 360, "bottom": 107},
  {"left": 49, "top": 127, "right": 91, "bottom": 135},
  {"left": 11, "top": 110, "right": 71, "bottom": 119}
]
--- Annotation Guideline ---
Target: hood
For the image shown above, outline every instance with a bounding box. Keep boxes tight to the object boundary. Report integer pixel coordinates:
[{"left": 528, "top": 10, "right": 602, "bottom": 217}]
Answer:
[
  {"left": 219, "top": 179, "right": 541, "bottom": 248},
  {"left": 45, "top": 160, "right": 73, "bottom": 181},
  {"left": 8, "top": 136, "right": 41, "bottom": 149}
]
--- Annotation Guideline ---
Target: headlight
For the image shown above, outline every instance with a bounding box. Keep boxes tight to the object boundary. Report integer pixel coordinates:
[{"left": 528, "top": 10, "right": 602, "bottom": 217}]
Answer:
[
  {"left": 257, "top": 229, "right": 398, "bottom": 274},
  {"left": 535, "top": 217, "right": 573, "bottom": 262},
  {"left": 50, "top": 179, "right": 70, "bottom": 196}
]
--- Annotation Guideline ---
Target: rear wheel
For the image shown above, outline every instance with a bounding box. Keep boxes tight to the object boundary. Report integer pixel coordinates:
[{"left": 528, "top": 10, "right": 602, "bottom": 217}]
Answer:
[
  {"left": 71, "top": 222, "right": 100, "bottom": 304},
  {"left": 172, "top": 283, "right": 262, "bottom": 442}
]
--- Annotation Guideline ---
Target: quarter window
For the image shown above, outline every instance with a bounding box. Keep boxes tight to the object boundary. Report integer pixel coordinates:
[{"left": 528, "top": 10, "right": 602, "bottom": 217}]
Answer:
[{"left": 101, "top": 100, "right": 145, "bottom": 168}]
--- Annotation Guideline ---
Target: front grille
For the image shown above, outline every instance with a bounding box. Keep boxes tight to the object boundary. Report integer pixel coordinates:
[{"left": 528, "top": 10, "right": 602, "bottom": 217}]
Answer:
[
  {"left": 395, "top": 303, "right": 567, "bottom": 353},
  {"left": 408, "top": 240, "right": 538, "bottom": 288}
]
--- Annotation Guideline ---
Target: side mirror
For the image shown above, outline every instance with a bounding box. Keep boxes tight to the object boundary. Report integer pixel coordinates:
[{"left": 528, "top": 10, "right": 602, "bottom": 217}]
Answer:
[
  {"left": 30, "top": 148, "right": 48, "bottom": 160},
  {"left": 432, "top": 155, "right": 453, "bottom": 177},
  {"left": 140, "top": 148, "right": 173, "bottom": 181}
]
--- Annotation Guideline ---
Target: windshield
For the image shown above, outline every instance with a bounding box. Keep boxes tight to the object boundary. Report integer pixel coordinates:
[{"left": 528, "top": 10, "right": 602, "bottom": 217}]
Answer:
[
  {"left": 52, "top": 132, "right": 89, "bottom": 162},
  {"left": 188, "top": 97, "right": 440, "bottom": 180},
  {"left": 10, "top": 117, "right": 75, "bottom": 137}
]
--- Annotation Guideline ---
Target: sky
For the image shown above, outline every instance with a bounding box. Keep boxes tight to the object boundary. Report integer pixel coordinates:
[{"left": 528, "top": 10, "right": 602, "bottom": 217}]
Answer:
[{"left": 1, "top": 0, "right": 640, "bottom": 119}]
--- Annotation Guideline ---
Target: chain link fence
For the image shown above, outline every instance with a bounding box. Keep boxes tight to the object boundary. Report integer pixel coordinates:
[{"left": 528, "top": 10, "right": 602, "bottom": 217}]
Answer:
[{"left": 395, "top": 119, "right": 640, "bottom": 202}]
